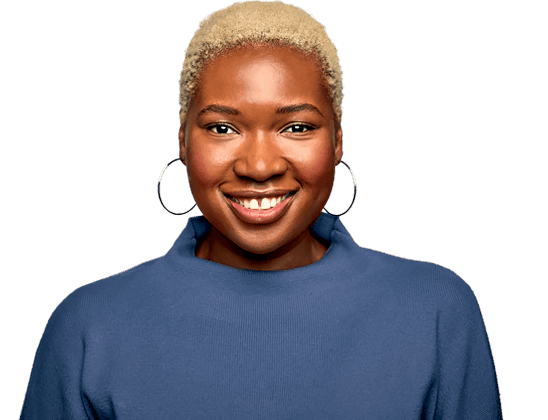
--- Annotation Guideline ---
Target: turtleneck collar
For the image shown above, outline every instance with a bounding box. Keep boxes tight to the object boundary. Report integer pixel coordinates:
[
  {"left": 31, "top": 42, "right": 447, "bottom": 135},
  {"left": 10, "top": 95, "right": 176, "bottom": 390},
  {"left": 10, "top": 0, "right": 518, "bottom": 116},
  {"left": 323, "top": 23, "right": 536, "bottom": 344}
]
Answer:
[{"left": 162, "top": 212, "right": 361, "bottom": 291}]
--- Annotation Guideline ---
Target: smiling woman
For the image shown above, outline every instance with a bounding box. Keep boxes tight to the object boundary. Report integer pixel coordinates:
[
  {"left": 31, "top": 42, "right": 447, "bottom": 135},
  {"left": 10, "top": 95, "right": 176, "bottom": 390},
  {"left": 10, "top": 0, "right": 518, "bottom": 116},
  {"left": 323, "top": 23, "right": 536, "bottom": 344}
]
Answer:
[
  {"left": 183, "top": 45, "right": 340, "bottom": 270},
  {"left": 19, "top": 2, "right": 503, "bottom": 419}
]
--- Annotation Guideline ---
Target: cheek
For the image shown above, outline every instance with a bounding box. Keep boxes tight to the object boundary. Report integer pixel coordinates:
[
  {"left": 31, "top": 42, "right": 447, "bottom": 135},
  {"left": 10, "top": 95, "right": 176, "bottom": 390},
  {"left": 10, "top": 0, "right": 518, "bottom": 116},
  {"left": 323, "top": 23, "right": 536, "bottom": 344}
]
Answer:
[
  {"left": 295, "top": 140, "right": 335, "bottom": 186},
  {"left": 187, "top": 140, "right": 230, "bottom": 187}
]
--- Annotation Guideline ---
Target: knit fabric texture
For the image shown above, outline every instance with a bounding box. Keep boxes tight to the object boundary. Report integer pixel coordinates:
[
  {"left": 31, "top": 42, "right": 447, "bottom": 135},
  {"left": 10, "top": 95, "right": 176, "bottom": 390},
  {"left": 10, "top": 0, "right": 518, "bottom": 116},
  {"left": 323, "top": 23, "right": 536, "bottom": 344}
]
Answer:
[{"left": 20, "top": 213, "right": 503, "bottom": 419}]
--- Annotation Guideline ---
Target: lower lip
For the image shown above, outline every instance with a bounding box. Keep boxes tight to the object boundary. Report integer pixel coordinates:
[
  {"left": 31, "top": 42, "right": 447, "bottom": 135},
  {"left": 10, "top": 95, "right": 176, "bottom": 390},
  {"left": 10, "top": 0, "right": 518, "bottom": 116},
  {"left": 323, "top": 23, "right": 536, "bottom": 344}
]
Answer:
[{"left": 226, "top": 194, "right": 295, "bottom": 224}]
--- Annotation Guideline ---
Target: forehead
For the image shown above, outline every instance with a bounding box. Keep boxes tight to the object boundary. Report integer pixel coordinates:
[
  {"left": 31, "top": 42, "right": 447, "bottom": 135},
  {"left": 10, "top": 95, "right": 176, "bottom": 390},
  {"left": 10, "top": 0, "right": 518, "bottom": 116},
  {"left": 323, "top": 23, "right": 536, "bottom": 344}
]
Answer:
[{"left": 191, "top": 45, "right": 331, "bottom": 113}]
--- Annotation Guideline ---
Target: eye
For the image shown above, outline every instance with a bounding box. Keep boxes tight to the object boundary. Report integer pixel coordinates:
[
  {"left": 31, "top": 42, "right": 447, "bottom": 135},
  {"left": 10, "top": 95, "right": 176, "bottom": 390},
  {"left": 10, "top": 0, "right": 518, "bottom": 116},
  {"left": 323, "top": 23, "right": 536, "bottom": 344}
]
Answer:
[
  {"left": 283, "top": 124, "right": 314, "bottom": 133},
  {"left": 208, "top": 124, "right": 236, "bottom": 134}
]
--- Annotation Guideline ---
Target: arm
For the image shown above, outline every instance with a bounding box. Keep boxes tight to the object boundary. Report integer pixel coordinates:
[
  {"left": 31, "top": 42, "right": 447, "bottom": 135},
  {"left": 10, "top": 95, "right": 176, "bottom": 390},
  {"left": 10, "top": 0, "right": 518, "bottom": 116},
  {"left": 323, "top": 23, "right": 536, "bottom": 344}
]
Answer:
[
  {"left": 20, "top": 291, "right": 93, "bottom": 420},
  {"left": 435, "top": 277, "right": 503, "bottom": 419}
]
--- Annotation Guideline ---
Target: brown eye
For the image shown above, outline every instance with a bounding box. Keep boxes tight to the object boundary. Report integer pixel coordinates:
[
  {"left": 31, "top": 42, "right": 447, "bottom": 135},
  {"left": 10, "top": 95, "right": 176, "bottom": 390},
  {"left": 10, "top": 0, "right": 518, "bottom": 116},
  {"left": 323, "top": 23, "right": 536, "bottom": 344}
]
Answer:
[
  {"left": 283, "top": 124, "right": 313, "bottom": 133},
  {"left": 209, "top": 124, "right": 236, "bottom": 134}
]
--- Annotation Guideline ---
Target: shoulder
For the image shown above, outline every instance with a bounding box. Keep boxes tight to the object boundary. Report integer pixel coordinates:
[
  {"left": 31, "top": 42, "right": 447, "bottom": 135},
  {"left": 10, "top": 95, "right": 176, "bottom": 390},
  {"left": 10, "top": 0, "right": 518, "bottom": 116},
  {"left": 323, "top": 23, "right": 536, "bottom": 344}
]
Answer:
[
  {"left": 47, "top": 256, "right": 166, "bottom": 332},
  {"left": 353, "top": 246, "right": 479, "bottom": 315}
]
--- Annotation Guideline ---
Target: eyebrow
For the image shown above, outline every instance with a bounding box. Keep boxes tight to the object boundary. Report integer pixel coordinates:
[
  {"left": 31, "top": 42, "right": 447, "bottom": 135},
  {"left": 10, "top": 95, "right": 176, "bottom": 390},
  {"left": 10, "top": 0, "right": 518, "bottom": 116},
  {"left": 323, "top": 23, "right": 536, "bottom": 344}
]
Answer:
[{"left": 197, "top": 103, "right": 324, "bottom": 118}]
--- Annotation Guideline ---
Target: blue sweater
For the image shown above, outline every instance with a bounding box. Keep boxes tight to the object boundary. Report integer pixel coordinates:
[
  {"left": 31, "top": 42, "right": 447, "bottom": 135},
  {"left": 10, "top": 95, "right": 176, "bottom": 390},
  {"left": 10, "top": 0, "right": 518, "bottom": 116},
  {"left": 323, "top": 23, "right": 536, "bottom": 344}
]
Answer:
[{"left": 20, "top": 213, "right": 503, "bottom": 419}]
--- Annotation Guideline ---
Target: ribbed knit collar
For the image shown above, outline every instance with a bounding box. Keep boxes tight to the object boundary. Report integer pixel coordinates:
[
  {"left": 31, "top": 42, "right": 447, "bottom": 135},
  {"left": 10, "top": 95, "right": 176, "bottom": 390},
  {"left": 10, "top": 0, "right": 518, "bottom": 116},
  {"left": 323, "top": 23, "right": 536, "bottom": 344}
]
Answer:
[{"left": 163, "top": 212, "right": 360, "bottom": 291}]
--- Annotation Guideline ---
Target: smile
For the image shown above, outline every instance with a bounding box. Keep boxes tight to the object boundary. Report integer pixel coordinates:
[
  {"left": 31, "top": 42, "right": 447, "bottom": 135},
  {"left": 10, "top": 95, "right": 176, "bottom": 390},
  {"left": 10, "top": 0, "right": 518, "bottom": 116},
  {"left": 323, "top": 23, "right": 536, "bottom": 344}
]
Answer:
[
  {"left": 226, "top": 192, "right": 295, "bottom": 210},
  {"left": 223, "top": 191, "right": 297, "bottom": 224}
]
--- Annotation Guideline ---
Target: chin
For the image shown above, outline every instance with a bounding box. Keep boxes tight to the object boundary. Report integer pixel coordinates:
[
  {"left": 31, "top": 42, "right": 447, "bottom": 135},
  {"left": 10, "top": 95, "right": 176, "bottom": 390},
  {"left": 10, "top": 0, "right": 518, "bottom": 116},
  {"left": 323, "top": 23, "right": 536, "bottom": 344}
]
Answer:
[{"left": 233, "top": 235, "right": 287, "bottom": 257}]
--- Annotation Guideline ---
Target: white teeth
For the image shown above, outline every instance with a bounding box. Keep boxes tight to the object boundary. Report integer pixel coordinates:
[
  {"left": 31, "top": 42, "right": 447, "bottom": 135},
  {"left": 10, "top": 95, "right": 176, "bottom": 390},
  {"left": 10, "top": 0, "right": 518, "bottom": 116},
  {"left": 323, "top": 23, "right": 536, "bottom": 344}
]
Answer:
[{"left": 232, "top": 194, "right": 291, "bottom": 210}]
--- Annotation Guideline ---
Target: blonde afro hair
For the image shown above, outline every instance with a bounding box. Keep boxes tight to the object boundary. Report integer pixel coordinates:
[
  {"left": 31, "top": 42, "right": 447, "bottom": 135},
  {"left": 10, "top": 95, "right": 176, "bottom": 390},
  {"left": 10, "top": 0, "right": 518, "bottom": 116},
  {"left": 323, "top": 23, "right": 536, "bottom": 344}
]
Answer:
[{"left": 179, "top": 1, "right": 343, "bottom": 125}]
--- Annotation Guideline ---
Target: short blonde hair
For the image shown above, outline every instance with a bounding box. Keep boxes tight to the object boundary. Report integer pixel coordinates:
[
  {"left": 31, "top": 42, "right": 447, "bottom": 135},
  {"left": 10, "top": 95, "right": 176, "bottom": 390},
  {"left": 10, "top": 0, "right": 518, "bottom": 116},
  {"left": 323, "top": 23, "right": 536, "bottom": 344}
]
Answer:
[{"left": 179, "top": 1, "right": 343, "bottom": 125}]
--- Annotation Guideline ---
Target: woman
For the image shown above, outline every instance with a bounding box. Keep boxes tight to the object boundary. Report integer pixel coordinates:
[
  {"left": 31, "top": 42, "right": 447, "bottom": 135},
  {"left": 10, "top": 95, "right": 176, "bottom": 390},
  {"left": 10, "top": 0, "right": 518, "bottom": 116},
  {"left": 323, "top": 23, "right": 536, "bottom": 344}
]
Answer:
[{"left": 20, "top": 2, "right": 502, "bottom": 419}]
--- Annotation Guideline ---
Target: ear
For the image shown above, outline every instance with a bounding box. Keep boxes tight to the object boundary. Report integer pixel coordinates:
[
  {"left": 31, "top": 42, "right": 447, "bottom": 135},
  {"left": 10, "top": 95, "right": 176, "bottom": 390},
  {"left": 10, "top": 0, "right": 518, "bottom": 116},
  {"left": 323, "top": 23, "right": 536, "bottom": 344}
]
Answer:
[
  {"left": 334, "top": 123, "right": 343, "bottom": 164},
  {"left": 178, "top": 124, "right": 186, "bottom": 166}
]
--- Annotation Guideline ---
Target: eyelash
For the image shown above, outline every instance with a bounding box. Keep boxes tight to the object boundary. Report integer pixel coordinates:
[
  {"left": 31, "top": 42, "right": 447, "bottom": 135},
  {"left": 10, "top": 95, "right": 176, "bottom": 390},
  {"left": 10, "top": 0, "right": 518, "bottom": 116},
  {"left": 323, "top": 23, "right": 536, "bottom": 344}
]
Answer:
[{"left": 206, "top": 123, "right": 315, "bottom": 135}]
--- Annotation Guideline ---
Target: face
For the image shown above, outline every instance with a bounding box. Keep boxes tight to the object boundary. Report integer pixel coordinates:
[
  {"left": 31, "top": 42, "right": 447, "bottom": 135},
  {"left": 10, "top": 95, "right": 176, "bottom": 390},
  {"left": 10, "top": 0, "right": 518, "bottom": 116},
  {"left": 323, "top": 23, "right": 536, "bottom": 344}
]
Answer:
[{"left": 179, "top": 45, "right": 342, "bottom": 261}]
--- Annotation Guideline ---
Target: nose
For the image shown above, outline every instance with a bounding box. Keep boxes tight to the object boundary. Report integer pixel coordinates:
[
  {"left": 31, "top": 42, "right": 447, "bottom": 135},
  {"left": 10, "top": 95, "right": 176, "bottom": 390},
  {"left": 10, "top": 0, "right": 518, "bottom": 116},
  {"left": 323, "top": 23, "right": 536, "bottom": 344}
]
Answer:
[{"left": 233, "top": 132, "right": 287, "bottom": 182}]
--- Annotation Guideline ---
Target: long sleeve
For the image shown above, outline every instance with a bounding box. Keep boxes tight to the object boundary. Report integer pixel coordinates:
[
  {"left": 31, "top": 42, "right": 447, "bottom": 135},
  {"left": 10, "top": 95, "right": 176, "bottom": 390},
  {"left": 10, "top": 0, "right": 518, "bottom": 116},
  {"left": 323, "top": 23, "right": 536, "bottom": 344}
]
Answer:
[
  {"left": 435, "top": 278, "right": 503, "bottom": 419},
  {"left": 17, "top": 215, "right": 504, "bottom": 419},
  {"left": 20, "top": 291, "right": 92, "bottom": 420}
]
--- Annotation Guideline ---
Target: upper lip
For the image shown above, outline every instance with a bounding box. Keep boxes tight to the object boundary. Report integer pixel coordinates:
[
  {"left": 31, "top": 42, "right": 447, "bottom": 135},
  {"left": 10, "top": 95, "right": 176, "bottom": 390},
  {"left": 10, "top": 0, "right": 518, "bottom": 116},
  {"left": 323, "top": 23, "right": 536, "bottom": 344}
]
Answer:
[{"left": 223, "top": 189, "right": 297, "bottom": 198}]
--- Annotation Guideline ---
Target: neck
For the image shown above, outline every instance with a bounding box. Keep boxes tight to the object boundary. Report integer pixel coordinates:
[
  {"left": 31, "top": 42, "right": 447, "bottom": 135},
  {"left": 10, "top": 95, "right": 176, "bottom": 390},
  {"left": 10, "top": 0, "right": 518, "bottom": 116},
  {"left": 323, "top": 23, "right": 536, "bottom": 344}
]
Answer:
[{"left": 195, "top": 226, "right": 328, "bottom": 271}]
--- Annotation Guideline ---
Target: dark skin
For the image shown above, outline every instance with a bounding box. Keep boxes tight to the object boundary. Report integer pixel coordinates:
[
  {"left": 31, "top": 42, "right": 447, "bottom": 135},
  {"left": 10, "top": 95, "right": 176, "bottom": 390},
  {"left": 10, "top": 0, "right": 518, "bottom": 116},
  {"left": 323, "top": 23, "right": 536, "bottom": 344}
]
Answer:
[{"left": 179, "top": 45, "right": 343, "bottom": 271}]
